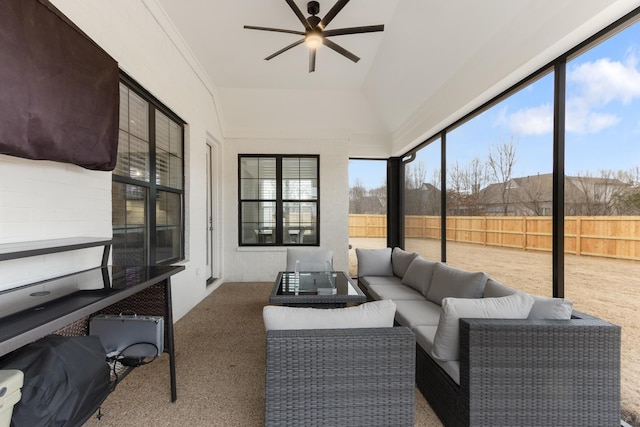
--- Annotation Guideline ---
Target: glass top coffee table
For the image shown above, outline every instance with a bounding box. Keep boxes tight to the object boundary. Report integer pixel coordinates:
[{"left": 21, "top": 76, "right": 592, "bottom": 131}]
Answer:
[{"left": 270, "top": 271, "right": 366, "bottom": 307}]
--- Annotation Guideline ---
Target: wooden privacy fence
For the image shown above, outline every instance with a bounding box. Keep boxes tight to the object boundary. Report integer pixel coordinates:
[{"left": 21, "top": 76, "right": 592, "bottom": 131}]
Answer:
[{"left": 350, "top": 214, "right": 640, "bottom": 261}]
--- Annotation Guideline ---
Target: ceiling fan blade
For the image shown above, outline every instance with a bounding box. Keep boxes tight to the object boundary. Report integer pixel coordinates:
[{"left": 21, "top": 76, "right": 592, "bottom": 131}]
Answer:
[
  {"left": 320, "top": 0, "right": 349, "bottom": 29},
  {"left": 285, "top": 0, "right": 312, "bottom": 30},
  {"left": 323, "top": 38, "right": 360, "bottom": 63},
  {"left": 244, "top": 25, "right": 304, "bottom": 36},
  {"left": 309, "top": 49, "right": 316, "bottom": 73},
  {"left": 323, "top": 25, "right": 384, "bottom": 37},
  {"left": 264, "top": 38, "right": 305, "bottom": 60}
]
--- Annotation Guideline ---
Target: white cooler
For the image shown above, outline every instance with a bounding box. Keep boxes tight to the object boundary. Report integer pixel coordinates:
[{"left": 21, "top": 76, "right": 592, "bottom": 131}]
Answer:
[{"left": 0, "top": 370, "right": 23, "bottom": 427}]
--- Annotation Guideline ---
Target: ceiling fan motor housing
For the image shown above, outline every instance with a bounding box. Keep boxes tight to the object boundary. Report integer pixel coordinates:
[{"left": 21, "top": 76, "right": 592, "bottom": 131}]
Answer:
[{"left": 307, "top": 1, "right": 320, "bottom": 16}]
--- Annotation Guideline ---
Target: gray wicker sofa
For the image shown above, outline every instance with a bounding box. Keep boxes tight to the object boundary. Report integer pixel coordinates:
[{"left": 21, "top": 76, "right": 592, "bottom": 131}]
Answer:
[{"left": 356, "top": 247, "right": 622, "bottom": 427}]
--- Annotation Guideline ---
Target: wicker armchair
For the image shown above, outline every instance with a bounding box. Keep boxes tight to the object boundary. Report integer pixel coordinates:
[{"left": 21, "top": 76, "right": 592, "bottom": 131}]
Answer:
[
  {"left": 416, "top": 311, "right": 621, "bottom": 427},
  {"left": 265, "top": 327, "right": 415, "bottom": 427}
]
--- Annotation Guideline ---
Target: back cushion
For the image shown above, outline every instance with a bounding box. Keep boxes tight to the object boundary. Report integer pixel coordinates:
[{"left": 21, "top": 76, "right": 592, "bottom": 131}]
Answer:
[
  {"left": 483, "top": 278, "right": 516, "bottom": 297},
  {"left": 401, "top": 257, "right": 437, "bottom": 296},
  {"left": 263, "top": 299, "right": 397, "bottom": 331},
  {"left": 527, "top": 295, "right": 573, "bottom": 319},
  {"left": 426, "top": 263, "right": 488, "bottom": 305},
  {"left": 356, "top": 248, "right": 393, "bottom": 277},
  {"left": 431, "top": 292, "right": 534, "bottom": 361},
  {"left": 391, "top": 247, "right": 419, "bottom": 278}
]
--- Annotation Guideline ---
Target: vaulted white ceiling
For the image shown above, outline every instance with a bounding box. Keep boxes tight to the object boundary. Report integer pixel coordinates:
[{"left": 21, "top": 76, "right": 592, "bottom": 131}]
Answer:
[{"left": 155, "top": 0, "right": 639, "bottom": 155}]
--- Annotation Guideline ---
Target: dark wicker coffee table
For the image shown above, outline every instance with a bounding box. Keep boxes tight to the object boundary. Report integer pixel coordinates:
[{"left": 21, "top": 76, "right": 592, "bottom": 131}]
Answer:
[{"left": 270, "top": 271, "right": 366, "bottom": 308}]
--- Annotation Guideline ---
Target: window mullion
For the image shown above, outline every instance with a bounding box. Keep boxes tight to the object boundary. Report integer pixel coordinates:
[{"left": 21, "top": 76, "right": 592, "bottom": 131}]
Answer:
[
  {"left": 275, "top": 156, "right": 283, "bottom": 245},
  {"left": 148, "top": 105, "right": 157, "bottom": 264}
]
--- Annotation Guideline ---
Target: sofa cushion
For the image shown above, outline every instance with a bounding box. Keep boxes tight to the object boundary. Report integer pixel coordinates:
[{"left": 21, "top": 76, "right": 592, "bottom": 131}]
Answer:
[
  {"left": 431, "top": 292, "right": 534, "bottom": 362},
  {"left": 393, "top": 299, "right": 442, "bottom": 328},
  {"left": 528, "top": 296, "right": 573, "bottom": 319},
  {"left": 391, "top": 247, "right": 419, "bottom": 278},
  {"left": 359, "top": 275, "right": 403, "bottom": 289},
  {"left": 426, "top": 263, "right": 488, "bottom": 305},
  {"left": 414, "top": 325, "right": 461, "bottom": 385},
  {"left": 356, "top": 248, "right": 393, "bottom": 277},
  {"left": 482, "top": 278, "right": 516, "bottom": 297},
  {"left": 263, "top": 299, "right": 396, "bottom": 331},
  {"left": 368, "top": 284, "right": 425, "bottom": 301},
  {"left": 401, "top": 257, "right": 437, "bottom": 296}
]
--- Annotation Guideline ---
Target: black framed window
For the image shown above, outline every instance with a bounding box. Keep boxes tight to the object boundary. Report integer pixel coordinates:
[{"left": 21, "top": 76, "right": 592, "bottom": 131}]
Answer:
[
  {"left": 112, "top": 74, "right": 185, "bottom": 265},
  {"left": 239, "top": 155, "right": 319, "bottom": 246}
]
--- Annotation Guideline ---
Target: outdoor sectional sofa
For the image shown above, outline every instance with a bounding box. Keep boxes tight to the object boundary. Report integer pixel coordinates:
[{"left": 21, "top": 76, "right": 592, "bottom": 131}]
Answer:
[{"left": 356, "top": 247, "right": 622, "bottom": 427}]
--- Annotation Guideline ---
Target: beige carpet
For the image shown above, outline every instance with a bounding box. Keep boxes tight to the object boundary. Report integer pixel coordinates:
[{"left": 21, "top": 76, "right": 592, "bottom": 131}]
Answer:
[{"left": 84, "top": 282, "right": 442, "bottom": 426}]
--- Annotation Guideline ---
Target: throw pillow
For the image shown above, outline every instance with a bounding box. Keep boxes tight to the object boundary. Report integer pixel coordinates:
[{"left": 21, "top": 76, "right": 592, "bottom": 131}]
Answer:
[
  {"left": 527, "top": 295, "right": 573, "bottom": 319},
  {"left": 426, "top": 263, "right": 488, "bottom": 305},
  {"left": 401, "top": 257, "right": 437, "bottom": 296},
  {"left": 356, "top": 248, "right": 393, "bottom": 277},
  {"left": 431, "top": 292, "right": 534, "bottom": 362},
  {"left": 391, "top": 247, "right": 419, "bottom": 278},
  {"left": 262, "top": 299, "right": 397, "bottom": 331}
]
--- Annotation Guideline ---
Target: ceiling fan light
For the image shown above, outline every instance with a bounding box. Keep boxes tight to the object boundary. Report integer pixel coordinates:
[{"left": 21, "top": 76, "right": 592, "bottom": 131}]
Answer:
[{"left": 305, "top": 33, "right": 323, "bottom": 49}]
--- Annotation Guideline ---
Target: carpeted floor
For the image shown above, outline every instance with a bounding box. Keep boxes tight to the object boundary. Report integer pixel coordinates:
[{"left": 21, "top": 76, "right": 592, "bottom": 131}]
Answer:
[{"left": 84, "top": 282, "right": 442, "bottom": 426}]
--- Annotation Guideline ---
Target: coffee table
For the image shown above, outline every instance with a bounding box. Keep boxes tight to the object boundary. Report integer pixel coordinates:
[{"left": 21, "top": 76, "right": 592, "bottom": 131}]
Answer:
[{"left": 270, "top": 271, "right": 366, "bottom": 308}]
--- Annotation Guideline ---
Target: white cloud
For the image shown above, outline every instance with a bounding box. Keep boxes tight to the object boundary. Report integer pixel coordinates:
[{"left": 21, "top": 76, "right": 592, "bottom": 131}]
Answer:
[
  {"left": 504, "top": 48, "right": 640, "bottom": 136},
  {"left": 568, "top": 51, "right": 640, "bottom": 106},
  {"left": 508, "top": 104, "right": 553, "bottom": 135}
]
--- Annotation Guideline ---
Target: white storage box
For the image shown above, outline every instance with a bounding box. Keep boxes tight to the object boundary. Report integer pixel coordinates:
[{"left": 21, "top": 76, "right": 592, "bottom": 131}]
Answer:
[
  {"left": 90, "top": 314, "right": 164, "bottom": 358},
  {"left": 0, "top": 370, "right": 23, "bottom": 427}
]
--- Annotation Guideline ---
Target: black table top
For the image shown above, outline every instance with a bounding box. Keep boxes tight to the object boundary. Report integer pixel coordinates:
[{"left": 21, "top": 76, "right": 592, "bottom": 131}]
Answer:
[{"left": 0, "top": 265, "right": 184, "bottom": 357}]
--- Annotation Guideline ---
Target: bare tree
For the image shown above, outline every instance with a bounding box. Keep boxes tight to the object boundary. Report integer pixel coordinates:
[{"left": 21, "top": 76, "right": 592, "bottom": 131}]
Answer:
[
  {"left": 487, "top": 137, "right": 518, "bottom": 215},
  {"left": 405, "top": 161, "right": 427, "bottom": 190},
  {"left": 349, "top": 178, "right": 367, "bottom": 214}
]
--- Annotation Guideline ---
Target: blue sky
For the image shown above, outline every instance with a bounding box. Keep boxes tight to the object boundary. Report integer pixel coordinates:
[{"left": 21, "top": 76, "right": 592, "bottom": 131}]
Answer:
[{"left": 351, "top": 21, "right": 640, "bottom": 189}]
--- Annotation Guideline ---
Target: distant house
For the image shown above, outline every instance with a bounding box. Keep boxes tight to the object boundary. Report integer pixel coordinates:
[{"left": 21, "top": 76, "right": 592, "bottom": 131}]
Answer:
[
  {"left": 349, "top": 195, "right": 386, "bottom": 215},
  {"left": 477, "top": 173, "right": 630, "bottom": 216}
]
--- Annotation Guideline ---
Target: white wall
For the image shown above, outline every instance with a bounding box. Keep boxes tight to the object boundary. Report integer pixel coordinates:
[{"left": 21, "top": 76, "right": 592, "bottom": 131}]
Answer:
[{"left": 223, "top": 137, "right": 350, "bottom": 282}]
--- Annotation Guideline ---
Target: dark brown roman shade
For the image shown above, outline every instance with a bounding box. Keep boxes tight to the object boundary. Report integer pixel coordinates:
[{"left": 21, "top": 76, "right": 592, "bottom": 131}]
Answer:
[{"left": 0, "top": 0, "right": 119, "bottom": 171}]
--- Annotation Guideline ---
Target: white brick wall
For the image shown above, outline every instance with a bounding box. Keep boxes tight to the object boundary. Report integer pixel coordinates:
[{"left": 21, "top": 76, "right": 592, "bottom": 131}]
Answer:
[{"left": 0, "top": 155, "right": 112, "bottom": 289}]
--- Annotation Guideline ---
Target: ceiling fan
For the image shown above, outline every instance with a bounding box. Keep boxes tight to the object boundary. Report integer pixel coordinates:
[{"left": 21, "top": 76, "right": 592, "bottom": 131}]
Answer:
[{"left": 244, "top": 0, "right": 384, "bottom": 73}]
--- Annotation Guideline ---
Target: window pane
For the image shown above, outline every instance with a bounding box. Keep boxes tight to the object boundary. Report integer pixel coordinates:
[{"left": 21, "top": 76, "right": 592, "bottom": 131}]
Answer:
[
  {"left": 348, "top": 159, "right": 387, "bottom": 275},
  {"left": 283, "top": 202, "right": 317, "bottom": 244},
  {"left": 112, "top": 182, "right": 147, "bottom": 265},
  {"left": 156, "top": 191, "right": 181, "bottom": 263},
  {"left": 446, "top": 72, "right": 554, "bottom": 296},
  {"left": 240, "top": 157, "right": 277, "bottom": 199},
  {"left": 564, "top": 22, "right": 640, "bottom": 422},
  {"left": 115, "top": 129, "right": 129, "bottom": 177},
  {"left": 240, "top": 201, "right": 276, "bottom": 244},
  {"left": 117, "top": 84, "right": 150, "bottom": 182},
  {"left": 129, "top": 136, "right": 149, "bottom": 181},
  {"left": 129, "top": 90, "right": 149, "bottom": 141},
  {"left": 404, "top": 140, "right": 441, "bottom": 261},
  {"left": 155, "top": 111, "right": 183, "bottom": 189}
]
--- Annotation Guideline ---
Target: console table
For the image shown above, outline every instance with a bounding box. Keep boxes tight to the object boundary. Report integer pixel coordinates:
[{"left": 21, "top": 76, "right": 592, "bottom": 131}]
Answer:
[{"left": 0, "top": 237, "right": 184, "bottom": 402}]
